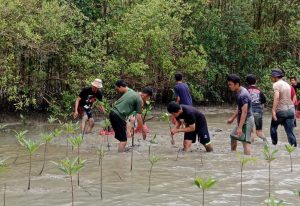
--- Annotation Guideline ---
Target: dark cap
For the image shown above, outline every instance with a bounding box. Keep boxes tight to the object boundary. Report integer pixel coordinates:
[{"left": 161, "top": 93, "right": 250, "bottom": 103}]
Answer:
[{"left": 271, "top": 68, "right": 284, "bottom": 77}]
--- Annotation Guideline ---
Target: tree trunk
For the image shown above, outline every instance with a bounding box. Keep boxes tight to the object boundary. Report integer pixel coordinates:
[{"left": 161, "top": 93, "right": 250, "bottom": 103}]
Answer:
[{"left": 70, "top": 175, "right": 74, "bottom": 206}]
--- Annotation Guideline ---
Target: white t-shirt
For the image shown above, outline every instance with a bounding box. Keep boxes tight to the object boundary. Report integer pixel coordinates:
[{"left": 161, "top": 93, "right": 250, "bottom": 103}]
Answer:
[{"left": 273, "top": 79, "right": 294, "bottom": 112}]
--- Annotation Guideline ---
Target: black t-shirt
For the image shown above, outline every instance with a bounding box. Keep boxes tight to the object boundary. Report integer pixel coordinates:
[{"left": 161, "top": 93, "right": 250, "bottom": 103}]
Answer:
[
  {"left": 79, "top": 87, "right": 102, "bottom": 109},
  {"left": 176, "top": 105, "right": 206, "bottom": 129}
]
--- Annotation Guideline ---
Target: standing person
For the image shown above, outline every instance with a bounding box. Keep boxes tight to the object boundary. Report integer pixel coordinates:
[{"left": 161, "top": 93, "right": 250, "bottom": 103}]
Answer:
[
  {"left": 270, "top": 69, "right": 297, "bottom": 146},
  {"left": 227, "top": 74, "right": 254, "bottom": 155},
  {"left": 74, "top": 79, "right": 104, "bottom": 133},
  {"left": 246, "top": 74, "right": 267, "bottom": 143},
  {"left": 167, "top": 102, "right": 213, "bottom": 152},
  {"left": 109, "top": 80, "right": 147, "bottom": 152},
  {"left": 174, "top": 72, "right": 193, "bottom": 106}
]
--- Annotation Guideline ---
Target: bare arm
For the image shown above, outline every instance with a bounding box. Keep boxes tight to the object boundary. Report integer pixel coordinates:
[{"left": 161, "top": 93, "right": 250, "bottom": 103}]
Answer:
[
  {"left": 272, "top": 91, "right": 280, "bottom": 120},
  {"left": 176, "top": 96, "right": 180, "bottom": 103},
  {"left": 73, "top": 97, "right": 81, "bottom": 119}
]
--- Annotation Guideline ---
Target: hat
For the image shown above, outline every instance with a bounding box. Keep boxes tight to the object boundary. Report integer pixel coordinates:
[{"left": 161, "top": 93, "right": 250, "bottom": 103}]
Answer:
[
  {"left": 271, "top": 69, "right": 284, "bottom": 77},
  {"left": 91, "top": 79, "right": 103, "bottom": 88}
]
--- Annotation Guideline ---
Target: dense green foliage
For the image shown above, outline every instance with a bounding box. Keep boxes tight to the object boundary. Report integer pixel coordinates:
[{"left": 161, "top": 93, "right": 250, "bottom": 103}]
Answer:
[{"left": 1, "top": 0, "right": 300, "bottom": 115}]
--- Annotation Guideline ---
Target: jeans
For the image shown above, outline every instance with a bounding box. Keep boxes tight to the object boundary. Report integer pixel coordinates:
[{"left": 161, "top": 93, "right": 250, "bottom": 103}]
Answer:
[{"left": 270, "top": 109, "right": 297, "bottom": 146}]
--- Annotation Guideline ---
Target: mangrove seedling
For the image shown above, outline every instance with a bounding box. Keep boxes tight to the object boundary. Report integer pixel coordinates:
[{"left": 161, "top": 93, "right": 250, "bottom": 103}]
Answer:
[
  {"left": 23, "top": 138, "right": 39, "bottom": 190},
  {"left": 97, "top": 145, "right": 106, "bottom": 200},
  {"left": 159, "top": 112, "right": 175, "bottom": 145},
  {"left": 101, "top": 118, "right": 112, "bottom": 151},
  {"left": 64, "top": 122, "right": 79, "bottom": 156},
  {"left": 0, "top": 124, "right": 7, "bottom": 131},
  {"left": 237, "top": 153, "right": 257, "bottom": 206},
  {"left": 53, "top": 157, "right": 86, "bottom": 206},
  {"left": 263, "top": 144, "right": 278, "bottom": 198},
  {"left": 284, "top": 144, "right": 296, "bottom": 173},
  {"left": 148, "top": 134, "right": 157, "bottom": 158},
  {"left": 20, "top": 114, "right": 27, "bottom": 127},
  {"left": 39, "top": 129, "right": 62, "bottom": 175},
  {"left": 265, "top": 196, "right": 284, "bottom": 206},
  {"left": 194, "top": 176, "right": 218, "bottom": 206},
  {"left": 68, "top": 136, "right": 84, "bottom": 186},
  {"left": 148, "top": 155, "right": 159, "bottom": 192},
  {"left": 13, "top": 130, "right": 28, "bottom": 164},
  {"left": 48, "top": 116, "right": 58, "bottom": 124}
]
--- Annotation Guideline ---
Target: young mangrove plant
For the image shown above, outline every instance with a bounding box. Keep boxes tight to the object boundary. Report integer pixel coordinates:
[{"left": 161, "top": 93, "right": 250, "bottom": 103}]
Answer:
[
  {"left": 64, "top": 122, "right": 79, "bottom": 157},
  {"left": 263, "top": 144, "right": 278, "bottom": 198},
  {"left": 237, "top": 153, "right": 257, "bottom": 206},
  {"left": 0, "top": 124, "right": 7, "bottom": 131},
  {"left": 148, "top": 155, "right": 159, "bottom": 192},
  {"left": 284, "top": 144, "right": 296, "bottom": 173},
  {"left": 23, "top": 138, "right": 40, "bottom": 190},
  {"left": 68, "top": 136, "right": 84, "bottom": 186},
  {"left": 194, "top": 176, "right": 218, "bottom": 206},
  {"left": 148, "top": 134, "right": 158, "bottom": 158},
  {"left": 97, "top": 145, "right": 106, "bottom": 200},
  {"left": 20, "top": 114, "right": 27, "bottom": 127},
  {"left": 39, "top": 129, "right": 62, "bottom": 175},
  {"left": 159, "top": 112, "right": 175, "bottom": 145},
  {"left": 53, "top": 157, "right": 86, "bottom": 206},
  {"left": 13, "top": 130, "right": 28, "bottom": 164},
  {"left": 101, "top": 118, "right": 112, "bottom": 151},
  {"left": 264, "top": 196, "right": 284, "bottom": 206}
]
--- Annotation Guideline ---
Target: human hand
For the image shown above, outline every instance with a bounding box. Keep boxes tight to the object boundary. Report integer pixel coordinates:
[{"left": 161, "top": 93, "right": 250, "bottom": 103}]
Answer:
[{"left": 73, "top": 111, "right": 78, "bottom": 119}]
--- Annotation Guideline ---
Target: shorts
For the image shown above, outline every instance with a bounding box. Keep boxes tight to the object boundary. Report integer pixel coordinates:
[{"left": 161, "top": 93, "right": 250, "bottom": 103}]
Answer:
[
  {"left": 253, "top": 112, "right": 263, "bottom": 130},
  {"left": 184, "top": 124, "right": 211, "bottom": 146},
  {"left": 230, "top": 116, "right": 254, "bottom": 144},
  {"left": 109, "top": 111, "right": 127, "bottom": 142}
]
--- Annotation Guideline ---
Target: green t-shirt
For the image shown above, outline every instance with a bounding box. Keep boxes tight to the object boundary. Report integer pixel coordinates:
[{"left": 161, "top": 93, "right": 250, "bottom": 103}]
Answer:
[{"left": 111, "top": 89, "right": 142, "bottom": 121}]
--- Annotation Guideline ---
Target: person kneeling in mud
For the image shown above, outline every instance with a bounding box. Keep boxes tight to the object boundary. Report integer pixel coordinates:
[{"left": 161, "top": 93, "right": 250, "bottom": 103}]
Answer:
[{"left": 167, "top": 101, "right": 213, "bottom": 152}]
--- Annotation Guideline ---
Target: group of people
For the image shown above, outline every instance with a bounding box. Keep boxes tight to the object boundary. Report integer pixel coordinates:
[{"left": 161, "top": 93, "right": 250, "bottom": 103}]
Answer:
[{"left": 73, "top": 68, "right": 298, "bottom": 154}]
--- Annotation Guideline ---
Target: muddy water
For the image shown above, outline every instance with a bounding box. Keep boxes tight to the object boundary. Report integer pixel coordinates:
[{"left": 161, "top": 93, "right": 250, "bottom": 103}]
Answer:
[{"left": 0, "top": 109, "right": 300, "bottom": 206}]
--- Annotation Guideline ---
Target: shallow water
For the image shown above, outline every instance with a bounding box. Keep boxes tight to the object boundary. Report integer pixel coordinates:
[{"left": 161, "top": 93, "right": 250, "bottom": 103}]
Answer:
[{"left": 0, "top": 109, "right": 300, "bottom": 206}]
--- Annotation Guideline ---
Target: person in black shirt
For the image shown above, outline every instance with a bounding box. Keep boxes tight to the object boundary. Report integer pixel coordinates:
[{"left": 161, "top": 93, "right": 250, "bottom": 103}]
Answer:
[
  {"left": 167, "top": 102, "right": 213, "bottom": 152},
  {"left": 74, "top": 79, "right": 104, "bottom": 133}
]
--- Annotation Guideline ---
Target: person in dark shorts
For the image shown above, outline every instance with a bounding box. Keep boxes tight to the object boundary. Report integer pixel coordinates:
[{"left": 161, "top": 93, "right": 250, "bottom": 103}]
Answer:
[
  {"left": 109, "top": 80, "right": 147, "bottom": 152},
  {"left": 227, "top": 74, "right": 254, "bottom": 155},
  {"left": 167, "top": 101, "right": 213, "bottom": 152},
  {"left": 74, "top": 79, "right": 104, "bottom": 133},
  {"left": 246, "top": 74, "right": 267, "bottom": 143},
  {"left": 174, "top": 72, "right": 193, "bottom": 106}
]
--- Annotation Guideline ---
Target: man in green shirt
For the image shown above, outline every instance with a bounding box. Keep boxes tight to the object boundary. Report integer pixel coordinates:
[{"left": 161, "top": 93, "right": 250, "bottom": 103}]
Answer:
[{"left": 109, "top": 80, "right": 147, "bottom": 152}]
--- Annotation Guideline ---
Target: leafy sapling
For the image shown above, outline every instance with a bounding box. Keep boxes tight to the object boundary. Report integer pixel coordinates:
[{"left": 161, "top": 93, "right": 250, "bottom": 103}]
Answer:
[
  {"left": 68, "top": 136, "right": 84, "bottom": 186},
  {"left": 13, "top": 130, "right": 28, "bottom": 164},
  {"left": 39, "top": 129, "right": 62, "bottom": 175},
  {"left": 53, "top": 157, "right": 86, "bottom": 206},
  {"left": 159, "top": 113, "right": 175, "bottom": 145},
  {"left": 284, "top": 144, "right": 296, "bottom": 173},
  {"left": 148, "top": 155, "right": 159, "bottom": 192},
  {"left": 263, "top": 144, "right": 278, "bottom": 199},
  {"left": 194, "top": 176, "right": 218, "bottom": 206},
  {"left": 23, "top": 138, "right": 40, "bottom": 190},
  {"left": 237, "top": 153, "right": 257, "bottom": 206}
]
